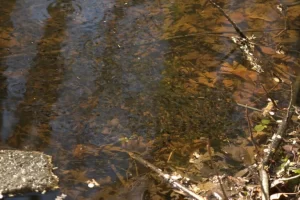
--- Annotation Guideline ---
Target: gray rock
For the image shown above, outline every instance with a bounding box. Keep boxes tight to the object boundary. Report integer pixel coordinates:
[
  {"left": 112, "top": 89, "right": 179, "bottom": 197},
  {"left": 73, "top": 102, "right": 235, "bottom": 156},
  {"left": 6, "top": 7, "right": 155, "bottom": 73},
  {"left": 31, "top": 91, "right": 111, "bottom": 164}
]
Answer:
[{"left": 0, "top": 150, "right": 59, "bottom": 196}]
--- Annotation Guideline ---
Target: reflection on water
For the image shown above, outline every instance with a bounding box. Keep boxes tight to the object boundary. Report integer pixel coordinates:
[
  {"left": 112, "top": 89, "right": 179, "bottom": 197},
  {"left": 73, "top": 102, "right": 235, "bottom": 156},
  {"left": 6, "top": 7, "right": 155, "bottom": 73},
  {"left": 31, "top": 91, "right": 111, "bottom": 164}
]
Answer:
[
  {"left": 0, "top": 0, "right": 50, "bottom": 142},
  {"left": 1, "top": 0, "right": 166, "bottom": 198},
  {"left": 0, "top": 0, "right": 299, "bottom": 199}
]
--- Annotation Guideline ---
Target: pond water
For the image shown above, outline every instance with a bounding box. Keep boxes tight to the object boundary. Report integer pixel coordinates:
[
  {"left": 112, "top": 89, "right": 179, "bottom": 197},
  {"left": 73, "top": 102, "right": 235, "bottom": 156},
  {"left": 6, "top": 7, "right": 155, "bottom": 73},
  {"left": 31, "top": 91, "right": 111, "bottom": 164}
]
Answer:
[{"left": 1, "top": 0, "right": 299, "bottom": 199}]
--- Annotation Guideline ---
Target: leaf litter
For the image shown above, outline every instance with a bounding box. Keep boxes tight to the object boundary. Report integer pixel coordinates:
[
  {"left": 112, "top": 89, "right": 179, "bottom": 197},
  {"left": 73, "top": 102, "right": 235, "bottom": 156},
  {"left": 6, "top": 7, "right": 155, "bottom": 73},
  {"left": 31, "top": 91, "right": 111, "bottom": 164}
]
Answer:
[{"left": 1, "top": 0, "right": 300, "bottom": 199}]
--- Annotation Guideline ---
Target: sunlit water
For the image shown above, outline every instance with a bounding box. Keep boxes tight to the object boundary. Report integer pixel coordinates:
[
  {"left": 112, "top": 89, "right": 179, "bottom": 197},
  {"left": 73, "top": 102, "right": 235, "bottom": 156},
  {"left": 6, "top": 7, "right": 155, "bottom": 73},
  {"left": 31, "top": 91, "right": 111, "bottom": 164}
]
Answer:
[{"left": 1, "top": 0, "right": 299, "bottom": 199}]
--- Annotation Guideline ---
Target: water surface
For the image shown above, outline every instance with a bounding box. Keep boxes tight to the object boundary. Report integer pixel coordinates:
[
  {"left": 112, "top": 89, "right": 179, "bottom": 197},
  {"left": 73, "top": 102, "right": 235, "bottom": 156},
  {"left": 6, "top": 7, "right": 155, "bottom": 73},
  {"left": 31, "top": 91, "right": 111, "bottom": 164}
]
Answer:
[{"left": 1, "top": 0, "right": 299, "bottom": 199}]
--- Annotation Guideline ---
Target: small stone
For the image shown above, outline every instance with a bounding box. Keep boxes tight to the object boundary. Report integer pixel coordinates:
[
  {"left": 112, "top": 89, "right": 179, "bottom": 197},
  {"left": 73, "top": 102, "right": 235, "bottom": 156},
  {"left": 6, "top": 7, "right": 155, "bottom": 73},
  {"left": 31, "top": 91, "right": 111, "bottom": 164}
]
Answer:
[
  {"left": 88, "top": 183, "right": 94, "bottom": 188},
  {"left": 273, "top": 77, "right": 280, "bottom": 82}
]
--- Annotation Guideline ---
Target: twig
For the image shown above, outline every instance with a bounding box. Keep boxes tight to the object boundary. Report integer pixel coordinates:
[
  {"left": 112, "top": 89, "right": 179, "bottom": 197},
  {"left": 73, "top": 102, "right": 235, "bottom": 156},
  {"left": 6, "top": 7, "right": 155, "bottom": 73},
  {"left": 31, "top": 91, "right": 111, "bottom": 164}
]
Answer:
[
  {"left": 207, "top": 0, "right": 267, "bottom": 73},
  {"left": 207, "top": 0, "right": 247, "bottom": 39},
  {"left": 262, "top": 76, "right": 300, "bottom": 165},
  {"left": 276, "top": 174, "right": 300, "bottom": 182},
  {"left": 270, "top": 193, "right": 298, "bottom": 199},
  {"left": 110, "top": 163, "right": 126, "bottom": 186},
  {"left": 128, "top": 152, "right": 206, "bottom": 200},
  {"left": 245, "top": 106, "right": 259, "bottom": 152},
  {"left": 275, "top": 1, "right": 288, "bottom": 37},
  {"left": 275, "top": 16, "right": 288, "bottom": 37},
  {"left": 260, "top": 167, "right": 270, "bottom": 200},
  {"left": 134, "top": 160, "right": 139, "bottom": 176},
  {"left": 261, "top": 84, "right": 280, "bottom": 110},
  {"left": 167, "top": 150, "right": 174, "bottom": 163},
  {"left": 236, "top": 103, "right": 262, "bottom": 112},
  {"left": 207, "top": 138, "right": 229, "bottom": 200},
  {"left": 270, "top": 174, "right": 300, "bottom": 188},
  {"left": 260, "top": 76, "right": 300, "bottom": 200}
]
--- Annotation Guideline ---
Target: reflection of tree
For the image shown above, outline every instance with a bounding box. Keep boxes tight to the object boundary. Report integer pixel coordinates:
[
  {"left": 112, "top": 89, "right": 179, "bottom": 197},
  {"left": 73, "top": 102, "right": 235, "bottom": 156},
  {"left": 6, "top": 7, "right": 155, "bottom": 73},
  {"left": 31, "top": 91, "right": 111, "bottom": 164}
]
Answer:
[
  {"left": 154, "top": 0, "right": 299, "bottom": 143},
  {"left": 7, "top": 1, "right": 73, "bottom": 150},
  {"left": 153, "top": 2, "right": 239, "bottom": 140},
  {"left": 0, "top": 0, "right": 17, "bottom": 143},
  {"left": 84, "top": 0, "right": 162, "bottom": 144},
  {"left": 0, "top": 1, "right": 16, "bottom": 36},
  {"left": 156, "top": 60, "right": 235, "bottom": 140}
]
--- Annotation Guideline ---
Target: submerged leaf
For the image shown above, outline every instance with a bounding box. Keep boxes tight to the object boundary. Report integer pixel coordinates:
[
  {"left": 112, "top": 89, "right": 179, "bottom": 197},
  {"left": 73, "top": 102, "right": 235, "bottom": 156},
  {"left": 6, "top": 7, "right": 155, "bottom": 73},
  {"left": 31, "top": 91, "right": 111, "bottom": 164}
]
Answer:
[
  {"left": 292, "top": 169, "right": 300, "bottom": 174},
  {"left": 261, "top": 119, "right": 270, "bottom": 125},
  {"left": 254, "top": 124, "right": 266, "bottom": 132}
]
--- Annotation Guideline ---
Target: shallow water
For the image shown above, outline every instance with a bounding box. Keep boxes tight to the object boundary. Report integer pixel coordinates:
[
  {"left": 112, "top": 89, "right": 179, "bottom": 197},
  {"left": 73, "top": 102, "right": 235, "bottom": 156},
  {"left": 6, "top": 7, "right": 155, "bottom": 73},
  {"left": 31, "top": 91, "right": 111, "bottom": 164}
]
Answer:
[{"left": 1, "top": 0, "right": 299, "bottom": 199}]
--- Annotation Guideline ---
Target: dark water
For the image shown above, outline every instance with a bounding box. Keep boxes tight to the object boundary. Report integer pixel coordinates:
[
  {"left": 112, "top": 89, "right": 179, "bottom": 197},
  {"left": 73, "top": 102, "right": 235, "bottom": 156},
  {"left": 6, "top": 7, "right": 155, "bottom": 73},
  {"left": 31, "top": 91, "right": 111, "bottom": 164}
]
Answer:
[{"left": 1, "top": 0, "right": 299, "bottom": 199}]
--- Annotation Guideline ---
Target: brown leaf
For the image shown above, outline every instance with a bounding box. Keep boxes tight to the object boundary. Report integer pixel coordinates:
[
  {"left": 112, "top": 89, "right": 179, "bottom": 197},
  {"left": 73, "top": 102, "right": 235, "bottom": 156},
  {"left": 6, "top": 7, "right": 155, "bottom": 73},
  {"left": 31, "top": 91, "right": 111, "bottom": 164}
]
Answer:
[
  {"left": 222, "top": 146, "right": 254, "bottom": 165},
  {"left": 250, "top": 131, "right": 269, "bottom": 145},
  {"left": 229, "top": 12, "right": 245, "bottom": 23},
  {"left": 223, "top": 79, "right": 234, "bottom": 88},
  {"left": 196, "top": 71, "right": 217, "bottom": 88},
  {"left": 282, "top": 144, "right": 299, "bottom": 153},
  {"left": 73, "top": 144, "right": 85, "bottom": 158},
  {"left": 73, "top": 144, "right": 100, "bottom": 158},
  {"left": 69, "top": 169, "right": 89, "bottom": 182},
  {"left": 217, "top": 12, "right": 245, "bottom": 24},
  {"left": 260, "top": 46, "right": 276, "bottom": 55},
  {"left": 102, "top": 127, "right": 111, "bottom": 134},
  {"left": 220, "top": 62, "right": 258, "bottom": 82},
  {"left": 182, "top": 51, "right": 200, "bottom": 60},
  {"left": 108, "top": 118, "right": 119, "bottom": 127},
  {"left": 246, "top": 3, "right": 279, "bottom": 22}
]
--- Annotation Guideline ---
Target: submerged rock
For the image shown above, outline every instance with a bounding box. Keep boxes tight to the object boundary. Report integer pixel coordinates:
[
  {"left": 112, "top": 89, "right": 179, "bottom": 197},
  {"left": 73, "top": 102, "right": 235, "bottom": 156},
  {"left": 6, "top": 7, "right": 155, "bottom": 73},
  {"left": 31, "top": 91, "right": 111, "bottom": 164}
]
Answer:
[{"left": 0, "top": 150, "right": 59, "bottom": 197}]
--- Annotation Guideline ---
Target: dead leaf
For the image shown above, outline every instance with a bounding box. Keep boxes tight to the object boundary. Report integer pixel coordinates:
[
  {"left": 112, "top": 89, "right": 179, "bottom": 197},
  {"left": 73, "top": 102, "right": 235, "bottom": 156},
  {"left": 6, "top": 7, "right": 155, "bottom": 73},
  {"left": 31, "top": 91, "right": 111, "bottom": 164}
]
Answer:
[
  {"left": 73, "top": 144, "right": 100, "bottom": 158},
  {"left": 97, "top": 176, "right": 112, "bottom": 185},
  {"left": 250, "top": 131, "right": 269, "bottom": 144},
  {"left": 109, "top": 118, "right": 119, "bottom": 127},
  {"left": 260, "top": 46, "right": 276, "bottom": 55},
  {"left": 262, "top": 101, "right": 274, "bottom": 117},
  {"left": 282, "top": 144, "right": 299, "bottom": 153},
  {"left": 246, "top": 3, "right": 279, "bottom": 22},
  {"left": 220, "top": 62, "right": 258, "bottom": 82},
  {"left": 217, "top": 12, "right": 245, "bottom": 24},
  {"left": 182, "top": 51, "right": 200, "bottom": 60},
  {"left": 223, "top": 79, "right": 234, "bottom": 88},
  {"left": 196, "top": 71, "right": 218, "bottom": 88},
  {"left": 73, "top": 144, "right": 84, "bottom": 158},
  {"left": 102, "top": 127, "right": 111, "bottom": 134},
  {"left": 69, "top": 169, "right": 89, "bottom": 182},
  {"left": 222, "top": 146, "right": 254, "bottom": 165}
]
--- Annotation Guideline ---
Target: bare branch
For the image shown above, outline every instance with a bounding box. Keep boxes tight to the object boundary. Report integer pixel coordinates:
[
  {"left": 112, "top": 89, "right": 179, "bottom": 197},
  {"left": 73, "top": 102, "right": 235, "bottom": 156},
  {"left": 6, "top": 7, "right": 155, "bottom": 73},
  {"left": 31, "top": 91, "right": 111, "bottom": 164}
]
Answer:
[
  {"left": 208, "top": 0, "right": 247, "bottom": 39},
  {"left": 262, "top": 76, "right": 300, "bottom": 165},
  {"left": 128, "top": 152, "right": 206, "bottom": 200}
]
